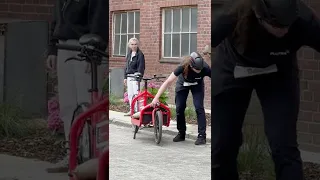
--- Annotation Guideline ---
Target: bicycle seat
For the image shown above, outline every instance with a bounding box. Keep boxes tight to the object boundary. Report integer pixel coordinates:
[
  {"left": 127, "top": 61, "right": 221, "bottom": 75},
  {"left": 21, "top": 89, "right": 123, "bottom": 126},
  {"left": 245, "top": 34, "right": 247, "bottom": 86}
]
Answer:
[{"left": 79, "top": 34, "right": 104, "bottom": 47}]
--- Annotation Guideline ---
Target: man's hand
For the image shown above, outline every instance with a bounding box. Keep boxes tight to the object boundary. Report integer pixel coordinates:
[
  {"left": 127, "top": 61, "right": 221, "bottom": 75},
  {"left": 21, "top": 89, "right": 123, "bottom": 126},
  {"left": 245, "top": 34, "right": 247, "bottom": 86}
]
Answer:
[{"left": 46, "top": 55, "right": 57, "bottom": 70}]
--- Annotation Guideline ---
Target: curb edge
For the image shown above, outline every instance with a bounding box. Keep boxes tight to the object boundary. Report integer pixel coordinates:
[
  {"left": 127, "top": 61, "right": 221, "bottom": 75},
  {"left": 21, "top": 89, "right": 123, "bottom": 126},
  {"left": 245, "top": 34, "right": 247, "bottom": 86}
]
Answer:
[{"left": 110, "top": 118, "right": 212, "bottom": 143}]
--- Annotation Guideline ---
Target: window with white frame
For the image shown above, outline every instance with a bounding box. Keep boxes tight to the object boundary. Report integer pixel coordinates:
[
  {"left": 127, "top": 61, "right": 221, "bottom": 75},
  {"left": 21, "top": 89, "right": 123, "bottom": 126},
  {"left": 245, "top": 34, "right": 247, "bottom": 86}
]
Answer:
[
  {"left": 113, "top": 11, "right": 140, "bottom": 56},
  {"left": 162, "top": 7, "right": 198, "bottom": 58}
]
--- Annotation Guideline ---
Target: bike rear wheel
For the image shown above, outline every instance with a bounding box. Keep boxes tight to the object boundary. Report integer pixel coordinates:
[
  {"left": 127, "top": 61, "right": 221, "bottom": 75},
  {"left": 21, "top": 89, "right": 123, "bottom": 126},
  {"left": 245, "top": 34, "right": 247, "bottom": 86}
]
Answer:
[
  {"left": 71, "top": 103, "right": 92, "bottom": 164},
  {"left": 154, "top": 110, "right": 163, "bottom": 144}
]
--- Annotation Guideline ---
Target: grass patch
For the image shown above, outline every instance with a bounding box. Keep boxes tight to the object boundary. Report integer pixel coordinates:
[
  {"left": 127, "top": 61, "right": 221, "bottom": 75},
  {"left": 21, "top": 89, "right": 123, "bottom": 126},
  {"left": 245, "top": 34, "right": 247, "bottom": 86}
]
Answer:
[
  {"left": 0, "top": 103, "right": 40, "bottom": 138},
  {"left": 169, "top": 99, "right": 197, "bottom": 120},
  {"left": 238, "top": 124, "right": 275, "bottom": 180},
  {"left": 109, "top": 94, "right": 122, "bottom": 106},
  {"left": 170, "top": 107, "right": 176, "bottom": 119}
]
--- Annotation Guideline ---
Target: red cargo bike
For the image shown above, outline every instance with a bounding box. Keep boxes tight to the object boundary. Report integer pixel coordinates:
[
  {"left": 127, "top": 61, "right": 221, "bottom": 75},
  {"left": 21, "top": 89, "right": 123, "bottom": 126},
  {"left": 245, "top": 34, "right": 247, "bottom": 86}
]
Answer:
[{"left": 127, "top": 73, "right": 171, "bottom": 144}]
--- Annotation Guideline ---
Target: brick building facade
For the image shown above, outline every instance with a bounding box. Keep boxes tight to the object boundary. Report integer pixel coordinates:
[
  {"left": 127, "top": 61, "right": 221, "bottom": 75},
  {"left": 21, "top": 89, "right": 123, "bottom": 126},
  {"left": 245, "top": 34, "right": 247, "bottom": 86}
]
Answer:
[
  {"left": 0, "top": 0, "right": 319, "bottom": 152},
  {"left": 109, "top": 0, "right": 211, "bottom": 108}
]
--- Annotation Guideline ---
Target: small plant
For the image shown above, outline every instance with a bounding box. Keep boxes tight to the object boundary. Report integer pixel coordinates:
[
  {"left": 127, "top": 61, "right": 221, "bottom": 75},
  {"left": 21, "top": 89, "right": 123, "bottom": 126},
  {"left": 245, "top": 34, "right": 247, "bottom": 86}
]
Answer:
[
  {"left": 143, "top": 82, "right": 169, "bottom": 105},
  {"left": 0, "top": 103, "right": 28, "bottom": 138},
  {"left": 238, "top": 124, "right": 275, "bottom": 180},
  {"left": 110, "top": 93, "right": 122, "bottom": 106},
  {"left": 184, "top": 99, "right": 197, "bottom": 121},
  {"left": 47, "top": 97, "right": 64, "bottom": 134},
  {"left": 170, "top": 107, "right": 176, "bottom": 119}
]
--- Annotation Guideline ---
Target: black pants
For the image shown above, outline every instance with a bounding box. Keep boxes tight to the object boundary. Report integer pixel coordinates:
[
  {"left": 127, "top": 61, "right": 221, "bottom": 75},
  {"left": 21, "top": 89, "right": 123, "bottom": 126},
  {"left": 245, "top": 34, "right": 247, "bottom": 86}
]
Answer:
[
  {"left": 175, "top": 83, "right": 206, "bottom": 135},
  {"left": 211, "top": 74, "right": 303, "bottom": 180}
]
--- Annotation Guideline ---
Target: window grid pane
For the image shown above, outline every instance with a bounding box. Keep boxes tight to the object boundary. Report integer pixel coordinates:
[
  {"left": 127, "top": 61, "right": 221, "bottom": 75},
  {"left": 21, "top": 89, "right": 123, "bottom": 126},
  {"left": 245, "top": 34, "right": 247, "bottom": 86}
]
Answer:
[
  {"left": 190, "top": 8, "right": 197, "bottom": 32},
  {"left": 128, "top": 12, "right": 134, "bottom": 33},
  {"left": 121, "top": 13, "right": 127, "bottom": 34},
  {"left": 113, "top": 11, "right": 140, "bottom": 56},
  {"left": 135, "top": 12, "right": 140, "bottom": 33},
  {"left": 163, "top": 7, "right": 197, "bottom": 58}
]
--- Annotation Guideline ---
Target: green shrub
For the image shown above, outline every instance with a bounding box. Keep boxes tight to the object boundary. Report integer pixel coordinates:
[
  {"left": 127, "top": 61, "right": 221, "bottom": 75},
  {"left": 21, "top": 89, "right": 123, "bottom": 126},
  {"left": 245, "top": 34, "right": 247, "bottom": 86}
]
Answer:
[
  {"left": 170, "top": 107, "right": 176, "bottom": 119},
  {"left": 0, "top": 103, "right": 30, "bottom": 138},
  {"left": 169, "top": 101, "right": 197, "bottom": 121},
  {"left": 238, "top": 124, "right": 275, "bottom": 180},
  {"left": 109, "top": 94, "right": 122, "bottom": 106},
  {"left": 184, "top": 100, "right": 197, "bottom": 120},
  {"left": 143, "top": 84, "right": 169, "bottom": 105}
]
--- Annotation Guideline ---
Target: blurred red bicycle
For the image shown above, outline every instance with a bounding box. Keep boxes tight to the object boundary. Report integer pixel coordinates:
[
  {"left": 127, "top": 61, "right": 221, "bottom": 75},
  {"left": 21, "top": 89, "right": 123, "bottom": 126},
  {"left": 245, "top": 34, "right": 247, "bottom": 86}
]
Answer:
[{"left": 56, "top": 34, "right": 108, "bottom": 180}]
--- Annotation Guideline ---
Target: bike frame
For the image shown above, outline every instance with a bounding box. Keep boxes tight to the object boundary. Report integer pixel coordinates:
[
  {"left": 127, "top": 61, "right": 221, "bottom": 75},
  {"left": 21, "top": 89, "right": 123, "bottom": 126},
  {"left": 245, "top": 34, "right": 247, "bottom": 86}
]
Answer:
[
  {"left": 130, "top": 79, "right": 152, "bottom": 115},
  {"left": 130, "top": 78, "right": 171, "bottom": 127},
  {"left": 68, "top": 56, "right": 109, "bottom": 180}
]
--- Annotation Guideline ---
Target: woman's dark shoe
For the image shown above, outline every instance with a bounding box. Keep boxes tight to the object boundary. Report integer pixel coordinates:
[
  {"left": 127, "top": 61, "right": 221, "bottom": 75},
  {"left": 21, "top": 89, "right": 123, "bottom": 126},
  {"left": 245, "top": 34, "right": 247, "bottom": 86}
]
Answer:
[
  {"left": 195, "top": 134, "right": 206, "bottom": 145},
  {"left": 173, "top": 132, "right": 186, "bottom": 142}
]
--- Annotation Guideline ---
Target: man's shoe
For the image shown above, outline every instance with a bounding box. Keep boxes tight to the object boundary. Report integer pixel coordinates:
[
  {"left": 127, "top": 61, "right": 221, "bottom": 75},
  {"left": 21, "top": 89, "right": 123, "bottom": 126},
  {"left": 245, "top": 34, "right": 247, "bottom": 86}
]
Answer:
[
  {"left": 46, "top": 156, "right": 69, "bottom": 173},
  {"left": 173, "top": 132, "right": 186, "bottom": 142},
  {"left": 195, "top": 134, "right": 206, "bottom": 145}
]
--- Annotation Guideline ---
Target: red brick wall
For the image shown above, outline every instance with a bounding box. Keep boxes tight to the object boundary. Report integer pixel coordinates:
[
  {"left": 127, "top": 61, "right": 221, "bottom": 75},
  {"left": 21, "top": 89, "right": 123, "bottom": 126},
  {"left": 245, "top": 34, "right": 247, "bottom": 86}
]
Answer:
[
  {"left": 0, "top": 0, "right": 54, "bottom": 20},
  {"left": 297, "top": 49, "right": 320, "bottom": 152},
  {"left": 109, "top": 0, "right": 211, "bottom": 108},
  {"left": 298, "top": 0, "right": 320, "bottom": 152}
]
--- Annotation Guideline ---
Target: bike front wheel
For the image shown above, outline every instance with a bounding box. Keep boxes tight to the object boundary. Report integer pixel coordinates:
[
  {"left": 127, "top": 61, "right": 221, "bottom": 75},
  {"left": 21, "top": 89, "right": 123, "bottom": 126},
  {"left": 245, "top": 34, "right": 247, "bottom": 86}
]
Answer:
[
  {"left": 154, "top": 110, "right": 163, "bottom": 144},
  {"left": 71, "top": 103, "right": 92, "bottom": 164}
]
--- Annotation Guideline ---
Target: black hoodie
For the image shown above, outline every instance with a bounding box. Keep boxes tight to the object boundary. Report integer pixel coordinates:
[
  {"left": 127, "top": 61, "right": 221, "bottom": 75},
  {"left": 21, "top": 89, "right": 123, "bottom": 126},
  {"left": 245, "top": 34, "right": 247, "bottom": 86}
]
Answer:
[
  {"left": 211, "top": 2, "right": 320, "bottom": 95},
  {"left": 124, "top": 48, "right": 145, "bottom": 79},
  {"left": 47, "top": 0, "right": 109, "bottom": 56}
]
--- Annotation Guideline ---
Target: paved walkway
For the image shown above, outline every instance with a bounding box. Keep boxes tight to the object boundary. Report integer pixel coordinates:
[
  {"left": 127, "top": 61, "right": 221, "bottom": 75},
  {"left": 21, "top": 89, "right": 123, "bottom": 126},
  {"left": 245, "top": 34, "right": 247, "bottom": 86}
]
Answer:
[
  {"left": 109, "top": 110, "right": 211, "bottom": 142},
  {"left": 109, "top": 124, "right": 211, "bottom": 180},
  {"left": 0, "top": 155, "right": 67, "bottom": 180},
  {"left": 109, "top": 110, "right": 320, "bottom": 164},
  {"left": 0, "top": 110, "right": 319, "bottom": 180}
]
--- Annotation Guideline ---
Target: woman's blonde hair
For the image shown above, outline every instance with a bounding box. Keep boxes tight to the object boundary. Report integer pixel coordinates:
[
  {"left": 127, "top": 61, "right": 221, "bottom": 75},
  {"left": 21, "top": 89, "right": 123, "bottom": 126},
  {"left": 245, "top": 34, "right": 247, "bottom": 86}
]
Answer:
[{"left": 127, "top": 37, "right": 140, "bottom": 47}]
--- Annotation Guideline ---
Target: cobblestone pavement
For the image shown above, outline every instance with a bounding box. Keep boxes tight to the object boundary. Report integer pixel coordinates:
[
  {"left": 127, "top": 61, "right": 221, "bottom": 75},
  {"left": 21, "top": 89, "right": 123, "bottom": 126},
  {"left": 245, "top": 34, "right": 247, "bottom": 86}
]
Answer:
[{"left": 109, "top": 124, "right": 211, "bottom": 180}]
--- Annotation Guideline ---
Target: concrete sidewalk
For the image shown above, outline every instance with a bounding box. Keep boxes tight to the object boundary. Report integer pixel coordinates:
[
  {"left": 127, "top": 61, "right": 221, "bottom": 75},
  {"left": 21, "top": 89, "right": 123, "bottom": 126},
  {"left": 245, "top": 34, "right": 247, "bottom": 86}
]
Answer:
[
  {"left": 0, "top": 154, "right": 67, "bottom": 180},
  {"left": 109, "top": 110, "right": 320, "bottom": 164},
  {"left": 109, "top": 110, "right": 211, "bottom": 142}
]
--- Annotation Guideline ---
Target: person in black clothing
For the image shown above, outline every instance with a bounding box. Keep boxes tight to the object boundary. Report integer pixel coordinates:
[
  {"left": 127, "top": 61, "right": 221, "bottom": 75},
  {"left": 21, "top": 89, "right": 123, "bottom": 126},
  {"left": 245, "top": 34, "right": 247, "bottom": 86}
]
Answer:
[
  {"left": 211, "top": 0, "right": 320, "bottom": 179},
  {"left": 151, "top": 52, "right": 211, "bottom": 145},
  {"left": 45, "top": 0, "right": 108, "bottom": 173},
  {"left": 123, "top": 38, "right": 145, "bottom": 116}
]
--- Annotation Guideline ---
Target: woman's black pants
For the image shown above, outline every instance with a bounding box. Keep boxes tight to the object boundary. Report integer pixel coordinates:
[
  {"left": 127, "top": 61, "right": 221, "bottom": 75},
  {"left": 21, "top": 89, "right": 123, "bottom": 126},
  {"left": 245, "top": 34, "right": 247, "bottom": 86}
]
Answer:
[
  {"left": 211, "top": 74, "right": 304, "bottom": 180},
  {"left": 175, "top": 83, "right": 206, "bottom": 136}
]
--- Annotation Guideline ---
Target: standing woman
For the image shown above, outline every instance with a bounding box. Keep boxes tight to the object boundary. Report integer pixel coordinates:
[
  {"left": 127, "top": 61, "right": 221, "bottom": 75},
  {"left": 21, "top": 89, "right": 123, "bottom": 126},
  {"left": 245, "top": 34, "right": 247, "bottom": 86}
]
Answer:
[
  {"left": 151, "top": 52, "right": 211, "bottom": 145},
  {"left": 211, "top": 0, "right": 320, "bottom": 179},
  {"left": 124, "top": 38, "right": 145, "bottom": 116}
]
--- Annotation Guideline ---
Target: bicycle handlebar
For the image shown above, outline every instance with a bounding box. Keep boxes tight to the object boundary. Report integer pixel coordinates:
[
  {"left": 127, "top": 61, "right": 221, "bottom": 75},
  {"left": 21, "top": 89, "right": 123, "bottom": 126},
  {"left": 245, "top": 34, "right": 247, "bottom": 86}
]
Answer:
[
  {"left": 56, "top": 43, "right": 108, "bottom": 58},
  {"left": 126, "top": 74, "right": 167, "bottom": 81}
]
